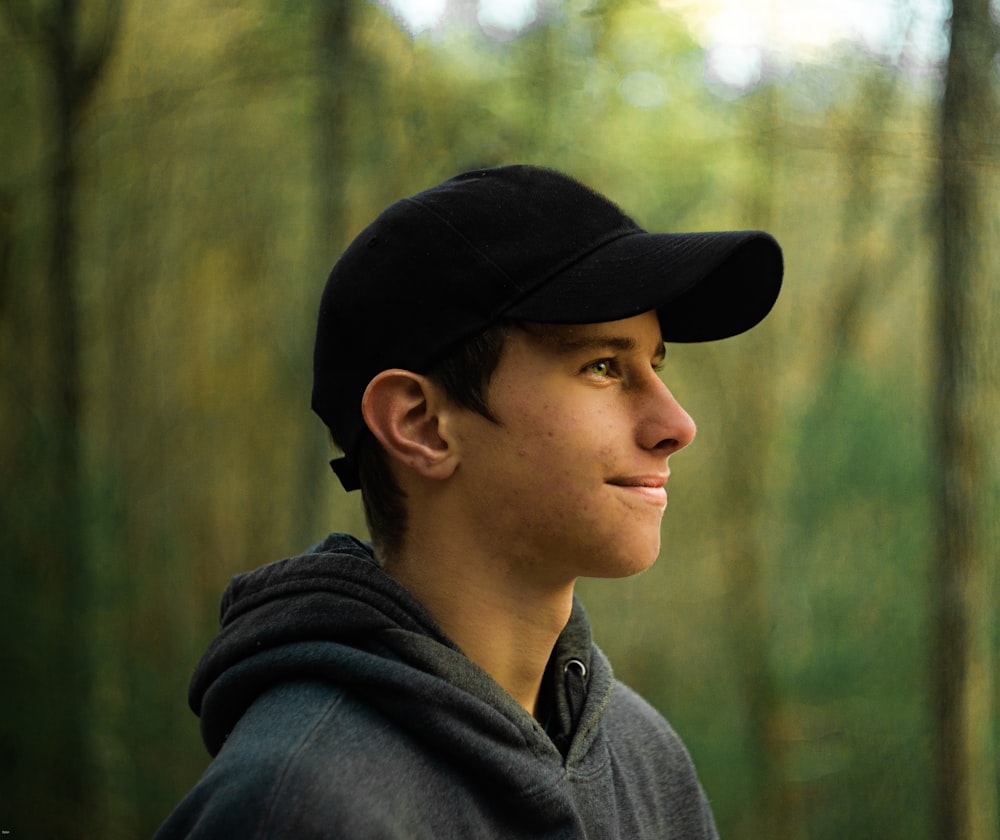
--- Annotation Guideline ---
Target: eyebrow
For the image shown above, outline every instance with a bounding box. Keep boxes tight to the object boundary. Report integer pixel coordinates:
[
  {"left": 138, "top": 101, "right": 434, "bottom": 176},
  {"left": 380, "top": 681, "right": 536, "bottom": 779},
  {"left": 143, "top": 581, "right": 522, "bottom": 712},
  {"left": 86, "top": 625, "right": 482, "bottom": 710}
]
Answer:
[{"left": 528, "top": 330, "right": 667, "bottom": 363}]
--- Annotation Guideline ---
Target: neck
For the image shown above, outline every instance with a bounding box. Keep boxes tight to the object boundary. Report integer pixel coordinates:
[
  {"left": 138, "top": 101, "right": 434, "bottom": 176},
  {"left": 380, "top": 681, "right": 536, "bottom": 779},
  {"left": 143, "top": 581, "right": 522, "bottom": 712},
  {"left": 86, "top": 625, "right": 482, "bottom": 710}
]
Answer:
[{"left": 382, "top": 536, "right": 575, "bottom": 719}]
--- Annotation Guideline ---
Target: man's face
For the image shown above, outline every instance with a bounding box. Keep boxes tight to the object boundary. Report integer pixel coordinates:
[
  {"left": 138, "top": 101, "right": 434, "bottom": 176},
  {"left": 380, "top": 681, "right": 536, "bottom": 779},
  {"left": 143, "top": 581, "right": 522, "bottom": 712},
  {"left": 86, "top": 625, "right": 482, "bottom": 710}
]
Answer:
[{"left": 447, "top": 310, "right": 696, "bottom": 585}]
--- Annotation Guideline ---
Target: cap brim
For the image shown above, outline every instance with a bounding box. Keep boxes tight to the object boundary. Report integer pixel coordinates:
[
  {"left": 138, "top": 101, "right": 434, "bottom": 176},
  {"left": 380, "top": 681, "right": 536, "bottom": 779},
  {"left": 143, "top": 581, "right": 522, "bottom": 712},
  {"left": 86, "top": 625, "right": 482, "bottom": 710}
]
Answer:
[{"left": 504, "top": 229, "right": 783, "bottom": 342}]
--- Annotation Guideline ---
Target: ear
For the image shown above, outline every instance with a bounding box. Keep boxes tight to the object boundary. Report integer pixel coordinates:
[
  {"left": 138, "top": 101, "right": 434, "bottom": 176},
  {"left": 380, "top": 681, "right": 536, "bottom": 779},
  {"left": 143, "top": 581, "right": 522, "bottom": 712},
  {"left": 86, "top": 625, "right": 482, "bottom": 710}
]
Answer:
[{"left": 361, "top": 369, "right": 459, "bottom": 482}]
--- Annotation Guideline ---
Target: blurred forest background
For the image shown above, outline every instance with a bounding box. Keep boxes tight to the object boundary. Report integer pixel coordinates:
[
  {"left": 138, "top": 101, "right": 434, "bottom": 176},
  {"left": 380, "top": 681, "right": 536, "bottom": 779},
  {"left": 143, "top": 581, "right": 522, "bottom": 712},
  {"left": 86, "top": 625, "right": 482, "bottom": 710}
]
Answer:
[{"left": 1, "top": 0, "right": 998, "bottom": 837}]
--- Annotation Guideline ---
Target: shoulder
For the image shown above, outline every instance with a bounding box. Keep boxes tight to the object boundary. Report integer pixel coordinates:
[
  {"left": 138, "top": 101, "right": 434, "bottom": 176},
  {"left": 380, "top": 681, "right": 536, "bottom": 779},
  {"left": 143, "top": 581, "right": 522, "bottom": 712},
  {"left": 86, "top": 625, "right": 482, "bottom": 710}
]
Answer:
[
  {"left": 155, "top": 680, "right": 445, "bottom": 839},
  {"left": 603, "top": 680, "right": 698, "bottom": 777},
  {"left": 604, "top": 680, "right": 684, "bottom": 743},
  {"left": 599, "top": 681, "right": 719, "bottom": 839}
]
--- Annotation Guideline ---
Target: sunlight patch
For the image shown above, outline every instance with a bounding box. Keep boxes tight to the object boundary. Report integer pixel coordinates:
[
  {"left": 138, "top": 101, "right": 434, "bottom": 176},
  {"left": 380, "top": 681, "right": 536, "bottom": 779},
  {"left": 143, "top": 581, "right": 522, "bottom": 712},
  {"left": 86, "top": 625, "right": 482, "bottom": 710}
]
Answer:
[{"left": 618, "top": 71, "right": 670, "bottom": 108}]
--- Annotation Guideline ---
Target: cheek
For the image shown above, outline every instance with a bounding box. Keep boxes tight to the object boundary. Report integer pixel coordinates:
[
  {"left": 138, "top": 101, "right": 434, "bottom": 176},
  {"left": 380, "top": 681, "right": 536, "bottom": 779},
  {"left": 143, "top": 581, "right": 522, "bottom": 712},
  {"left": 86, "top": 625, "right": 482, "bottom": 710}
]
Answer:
[
  {"left": 516, "top": 435, "right": 615, "bottom": 500},
  {"left": 490, "top": 391, "right": 624, "bottom": 491},
  {"left": 522, "top": 405, "right": 618, "bottom": 463}
]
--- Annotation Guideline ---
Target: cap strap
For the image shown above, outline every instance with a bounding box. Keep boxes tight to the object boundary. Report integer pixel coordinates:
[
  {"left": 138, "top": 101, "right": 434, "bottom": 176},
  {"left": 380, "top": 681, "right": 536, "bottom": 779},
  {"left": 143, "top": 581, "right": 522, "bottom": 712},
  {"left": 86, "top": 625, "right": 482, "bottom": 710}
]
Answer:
[{"left": 330, "top": 455, "right": 362, "bottom": 492}]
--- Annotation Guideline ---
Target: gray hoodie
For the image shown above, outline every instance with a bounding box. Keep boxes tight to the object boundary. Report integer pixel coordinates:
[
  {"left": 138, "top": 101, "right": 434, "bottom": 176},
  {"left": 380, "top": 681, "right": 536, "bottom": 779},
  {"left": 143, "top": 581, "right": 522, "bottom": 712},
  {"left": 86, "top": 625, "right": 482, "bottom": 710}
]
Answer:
[{"left": 155, "top": 533, "right": 719, "bottom": 839}]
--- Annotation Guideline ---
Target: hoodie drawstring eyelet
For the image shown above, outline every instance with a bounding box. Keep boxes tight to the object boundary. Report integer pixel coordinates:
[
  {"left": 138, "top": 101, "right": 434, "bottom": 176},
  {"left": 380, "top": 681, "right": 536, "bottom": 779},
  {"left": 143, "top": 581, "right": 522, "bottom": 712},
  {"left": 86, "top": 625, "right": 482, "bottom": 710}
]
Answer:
[{"left": 563, "top": 658, "right": 588, "bottom": 733}]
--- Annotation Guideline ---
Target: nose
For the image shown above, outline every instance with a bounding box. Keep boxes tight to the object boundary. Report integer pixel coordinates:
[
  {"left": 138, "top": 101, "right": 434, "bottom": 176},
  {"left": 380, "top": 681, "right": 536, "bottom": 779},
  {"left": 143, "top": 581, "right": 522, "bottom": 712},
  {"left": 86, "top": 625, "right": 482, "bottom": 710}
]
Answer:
[{"left": 639, "top": 376, "right": 696, "bottom": 456}]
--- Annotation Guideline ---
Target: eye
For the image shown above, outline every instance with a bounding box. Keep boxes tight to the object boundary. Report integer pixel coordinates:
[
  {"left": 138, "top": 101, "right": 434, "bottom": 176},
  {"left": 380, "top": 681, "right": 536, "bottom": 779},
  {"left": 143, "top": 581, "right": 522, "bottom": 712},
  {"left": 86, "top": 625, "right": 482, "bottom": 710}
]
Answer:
[{"left": 584, "top": 359, "right": 613, "bottom": 377}]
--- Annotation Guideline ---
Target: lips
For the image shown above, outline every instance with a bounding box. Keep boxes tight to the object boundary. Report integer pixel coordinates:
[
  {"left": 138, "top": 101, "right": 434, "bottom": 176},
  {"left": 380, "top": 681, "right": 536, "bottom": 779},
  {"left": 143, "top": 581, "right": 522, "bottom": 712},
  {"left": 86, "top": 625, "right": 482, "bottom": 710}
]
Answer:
[
  {"left": 608, "top": 474, "right": 669, "bottom": 488},
  {"left": 607, "top": 475, "right": 669, "bottom": 506}
]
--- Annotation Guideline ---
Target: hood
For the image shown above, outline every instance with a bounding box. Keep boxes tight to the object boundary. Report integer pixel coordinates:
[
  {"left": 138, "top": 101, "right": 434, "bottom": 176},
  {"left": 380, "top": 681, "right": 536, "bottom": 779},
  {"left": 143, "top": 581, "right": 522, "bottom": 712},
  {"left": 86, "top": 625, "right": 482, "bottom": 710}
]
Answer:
[{"left": 189, "top": 534, "right": 614, "bottom": 783}]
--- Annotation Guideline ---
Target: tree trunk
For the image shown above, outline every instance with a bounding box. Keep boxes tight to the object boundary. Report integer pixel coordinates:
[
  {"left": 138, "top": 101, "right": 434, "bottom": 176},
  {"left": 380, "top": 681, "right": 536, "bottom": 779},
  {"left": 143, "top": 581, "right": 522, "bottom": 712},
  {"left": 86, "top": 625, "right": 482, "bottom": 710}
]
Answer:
[
  {"left": 0, "top": 0, "right": 120, "bottom": 833},
  {"left": 723, "top": 77, "right": 786, "bottom": 839},
  {"left": 302, "top": 0, "right": 358, "bottom": 537},
  {"left": 932, "top": 0, "right": 998, "bottom": 837},
  {"left": 47, "top": 3, "right": 91, "bottom": 827}
]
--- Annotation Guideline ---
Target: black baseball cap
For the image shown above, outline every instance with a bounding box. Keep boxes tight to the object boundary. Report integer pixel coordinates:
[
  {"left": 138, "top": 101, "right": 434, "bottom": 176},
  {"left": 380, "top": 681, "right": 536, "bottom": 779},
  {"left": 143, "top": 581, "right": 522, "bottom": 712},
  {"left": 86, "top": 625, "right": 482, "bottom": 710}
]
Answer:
[{"left": 313, "top": 164, "right": 783, "bottom": 491}]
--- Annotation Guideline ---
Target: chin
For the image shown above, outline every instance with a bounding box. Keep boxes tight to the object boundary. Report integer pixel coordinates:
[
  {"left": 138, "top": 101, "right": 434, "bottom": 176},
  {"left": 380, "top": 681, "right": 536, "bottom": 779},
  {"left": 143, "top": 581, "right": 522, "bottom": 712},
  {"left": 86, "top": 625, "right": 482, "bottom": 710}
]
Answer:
[{"left": 588, "top": 542, "right": 661, "bottom": 580}]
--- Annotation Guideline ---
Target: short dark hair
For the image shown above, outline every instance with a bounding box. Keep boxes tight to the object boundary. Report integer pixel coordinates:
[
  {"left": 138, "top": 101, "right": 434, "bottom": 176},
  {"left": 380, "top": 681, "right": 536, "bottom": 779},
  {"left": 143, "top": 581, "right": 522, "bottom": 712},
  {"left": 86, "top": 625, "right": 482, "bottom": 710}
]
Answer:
[{"left": 357, "top": 322, "right": 512, "bottom": 559}]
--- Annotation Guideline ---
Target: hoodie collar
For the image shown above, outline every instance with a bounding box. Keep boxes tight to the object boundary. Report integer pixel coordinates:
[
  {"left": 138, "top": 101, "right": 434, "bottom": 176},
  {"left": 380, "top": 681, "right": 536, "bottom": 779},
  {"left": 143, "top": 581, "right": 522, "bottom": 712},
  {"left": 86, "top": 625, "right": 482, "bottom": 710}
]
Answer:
[{"left": 191, "top": 534, "right": 613, "bottom": 772}]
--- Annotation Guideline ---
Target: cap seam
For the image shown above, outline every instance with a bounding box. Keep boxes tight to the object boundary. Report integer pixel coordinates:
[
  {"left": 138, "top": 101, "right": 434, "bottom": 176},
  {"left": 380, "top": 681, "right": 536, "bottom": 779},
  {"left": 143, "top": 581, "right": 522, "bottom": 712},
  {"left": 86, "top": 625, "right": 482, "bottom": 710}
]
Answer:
[
  {"left": 499, "top": 225, "right": 644, "bottom": 316},
  {"left": 404, "top": 196, "right": 517, "bottom": 288},
  {"left": 407, "top": 194, "right": 642, "bottom": 307}
]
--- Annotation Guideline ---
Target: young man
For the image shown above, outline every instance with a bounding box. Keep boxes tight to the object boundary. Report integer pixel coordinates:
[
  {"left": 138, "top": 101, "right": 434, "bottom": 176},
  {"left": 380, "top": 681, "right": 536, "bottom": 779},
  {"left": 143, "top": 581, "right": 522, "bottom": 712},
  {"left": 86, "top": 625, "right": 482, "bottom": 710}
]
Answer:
[{"left": 156, "top": 165, "right": 783, "bottom": 838}]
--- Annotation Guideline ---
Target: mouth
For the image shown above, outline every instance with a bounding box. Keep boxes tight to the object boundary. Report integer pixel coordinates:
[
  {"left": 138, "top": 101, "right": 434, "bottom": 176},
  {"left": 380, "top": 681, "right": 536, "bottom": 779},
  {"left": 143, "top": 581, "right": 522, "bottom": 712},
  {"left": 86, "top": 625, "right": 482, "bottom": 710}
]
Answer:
[{"left": 607, "top": 475, "right": 669, "bottom": 507}]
